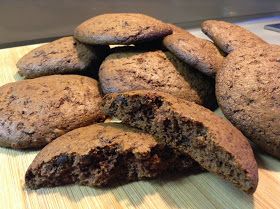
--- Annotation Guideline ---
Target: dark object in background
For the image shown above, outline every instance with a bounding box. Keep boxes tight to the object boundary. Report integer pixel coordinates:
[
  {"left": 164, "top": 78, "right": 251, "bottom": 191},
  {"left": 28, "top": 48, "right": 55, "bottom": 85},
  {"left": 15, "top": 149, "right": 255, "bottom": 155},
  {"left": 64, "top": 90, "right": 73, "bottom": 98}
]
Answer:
[{"left": 264, "top": 23, "right": 280, "bottom": 32}]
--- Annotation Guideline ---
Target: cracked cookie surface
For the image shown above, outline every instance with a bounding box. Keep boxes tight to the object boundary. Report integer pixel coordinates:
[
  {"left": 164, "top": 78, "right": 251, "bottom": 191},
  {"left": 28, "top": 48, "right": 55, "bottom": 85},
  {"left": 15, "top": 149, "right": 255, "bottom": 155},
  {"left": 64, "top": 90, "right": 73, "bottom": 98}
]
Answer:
[
  {"left": 0, "top": 75, "right": 104, "bottom": 149},
  {"left": 74, "top": 13, "right": 172, "bottom": 45},
  {"left": 163, "top": 24, "right": 224, "bottom": 76},
  {"left": 201, "top": 20, "right": 267, "bottom": 54},
  {"left": 17, "top": 37, "right": 109, "bottom": 79},
  {"left": 216, "top": 45, "right": 280, "bottom": 158},
  {"left": 99, "top": 49, "right": 217, "bottom": 110}
]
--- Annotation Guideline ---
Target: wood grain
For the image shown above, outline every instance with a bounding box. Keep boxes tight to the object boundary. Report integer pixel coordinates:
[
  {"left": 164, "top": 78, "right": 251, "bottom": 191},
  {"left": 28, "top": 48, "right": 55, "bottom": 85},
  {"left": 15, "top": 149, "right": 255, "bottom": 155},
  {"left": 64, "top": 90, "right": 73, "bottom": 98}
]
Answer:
[{"left": 0, "top": 44, "right": 279, "bottom": 209}]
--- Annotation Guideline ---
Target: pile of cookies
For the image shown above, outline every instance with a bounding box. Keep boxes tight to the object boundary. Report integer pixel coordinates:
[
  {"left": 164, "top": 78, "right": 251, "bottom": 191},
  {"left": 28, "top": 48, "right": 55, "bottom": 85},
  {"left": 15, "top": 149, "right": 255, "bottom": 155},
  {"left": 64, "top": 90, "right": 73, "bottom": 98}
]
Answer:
[{"left": 0, "top": 13, "right": 279, "bottom": 194}]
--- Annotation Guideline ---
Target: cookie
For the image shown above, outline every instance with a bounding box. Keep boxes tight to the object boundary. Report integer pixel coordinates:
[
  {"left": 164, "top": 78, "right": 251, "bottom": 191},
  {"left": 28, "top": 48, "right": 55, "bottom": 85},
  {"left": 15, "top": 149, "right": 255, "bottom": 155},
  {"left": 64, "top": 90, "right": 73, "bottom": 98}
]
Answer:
[
  {"left": 99, "top": 49, "right": 217, "bottom": 110},
  {"left": 0, "top": 75, "right": 104, "bottom": 149},
  {"left": 102, "top": 90, "right": 258, "bottom": 193},
  {"left": 25, "top": 123, "right": 201, "bottom": 189},
  {"left": 201, "top": 20, "right": 267, "bottom": 54},
  {"left": 163, "top": 24, "right": 224, "bottom": 76},
  {"left": 16, "top": 36, "right": 109, "bottom": 79},
  {"left": 216, "top": 45, "right": 280, "bottom": 159},
  {"left": 74, "top": 13, "right": 172, "bottom": 45}
]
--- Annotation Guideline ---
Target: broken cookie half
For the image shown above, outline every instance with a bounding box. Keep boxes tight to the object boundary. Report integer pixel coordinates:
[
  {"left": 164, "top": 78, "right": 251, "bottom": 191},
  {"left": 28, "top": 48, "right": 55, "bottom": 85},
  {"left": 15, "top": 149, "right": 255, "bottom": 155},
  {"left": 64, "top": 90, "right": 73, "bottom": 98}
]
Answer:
[
  {"left": 102, "top": 90, "right": 258, "bottom": 193},
  {"left": 25, "top": 123, "right": 200, "bottom": 189}
]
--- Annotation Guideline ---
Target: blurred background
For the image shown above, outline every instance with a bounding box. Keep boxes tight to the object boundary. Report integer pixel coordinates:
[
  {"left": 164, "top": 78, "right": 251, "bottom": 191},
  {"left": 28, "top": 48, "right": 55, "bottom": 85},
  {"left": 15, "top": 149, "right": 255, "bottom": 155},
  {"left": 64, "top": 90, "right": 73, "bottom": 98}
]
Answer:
[{"left": 0, "top": 0, "right": 280, "bottom": 48}]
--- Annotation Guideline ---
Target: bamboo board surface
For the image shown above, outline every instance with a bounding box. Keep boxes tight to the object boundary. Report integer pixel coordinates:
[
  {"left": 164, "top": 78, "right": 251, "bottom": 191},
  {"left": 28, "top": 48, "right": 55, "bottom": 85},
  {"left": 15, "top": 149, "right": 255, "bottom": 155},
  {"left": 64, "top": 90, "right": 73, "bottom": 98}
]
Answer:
[{"left": 0, "top": 43, "right": 279, "bottom": 209}]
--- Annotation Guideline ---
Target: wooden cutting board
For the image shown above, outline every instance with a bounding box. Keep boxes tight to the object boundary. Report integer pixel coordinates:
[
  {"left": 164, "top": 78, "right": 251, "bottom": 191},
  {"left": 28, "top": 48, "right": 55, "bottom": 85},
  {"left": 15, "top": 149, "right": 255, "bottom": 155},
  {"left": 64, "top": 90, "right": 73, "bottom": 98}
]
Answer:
[{"left": 0, "top": 44, "right": 279, "bottom": 209}]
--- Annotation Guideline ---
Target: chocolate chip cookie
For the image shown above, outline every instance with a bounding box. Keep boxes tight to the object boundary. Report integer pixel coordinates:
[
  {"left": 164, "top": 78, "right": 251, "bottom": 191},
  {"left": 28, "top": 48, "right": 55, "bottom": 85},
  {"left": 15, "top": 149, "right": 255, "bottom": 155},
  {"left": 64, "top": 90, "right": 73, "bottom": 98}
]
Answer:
[
  {"left": 201, "top": 20, "right": 267, "bottom": 54},
  {"left": 99, "top": 49, "right": 217, "bottom": 110},
  {"left": 74, "top": 13, "right": 172, "bottom": 45},
  {"left": 0, "top": 75, "right": 104, "bottom": 149},
  {"left": 216, "top": 45, "right": 280, "bottom": 159},
  {"left": 164, "top": 24, "right": 224, "bottom": 76},
  {"left": 17, "top": 36, "right": 109, "bottom": 79},
  {"left": 25, "top": 123, "right": 200, "bottom": 189},
  {"left": 102, "top": 90, "right": 258, "bottom": 193}
]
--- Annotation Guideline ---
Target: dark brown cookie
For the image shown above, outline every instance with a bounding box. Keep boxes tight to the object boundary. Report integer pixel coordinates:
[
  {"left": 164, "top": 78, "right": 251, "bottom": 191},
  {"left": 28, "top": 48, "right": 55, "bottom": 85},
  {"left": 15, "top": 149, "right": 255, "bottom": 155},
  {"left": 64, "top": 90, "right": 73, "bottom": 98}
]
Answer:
[
  {"left": 201, "top": 20, "right": 267, "bottom": 54},
  {"left": 74, "top": 13, "right": 172, "bottom": 45},
  {"left": 16, "top": 36, "right": 109, "bottom": 79},
  {"left": 102, "top": 90, "right": 258, "bottom": 193},
  {"left": 25, "top": 123, "right": 201, "bottom": 189},
  {"left": 216, "top": 45, "right": 280, "bottom": 159},
  {"left": 0, "top": 75, "right": 104, "bottom": 149},
  {"left": 163, "top": 24, "right": 224, "bottom": 76},
  {"left": 99, "top": 49, "right": 217, "bottom": 110}
]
